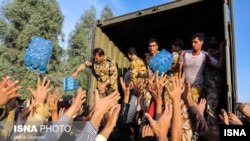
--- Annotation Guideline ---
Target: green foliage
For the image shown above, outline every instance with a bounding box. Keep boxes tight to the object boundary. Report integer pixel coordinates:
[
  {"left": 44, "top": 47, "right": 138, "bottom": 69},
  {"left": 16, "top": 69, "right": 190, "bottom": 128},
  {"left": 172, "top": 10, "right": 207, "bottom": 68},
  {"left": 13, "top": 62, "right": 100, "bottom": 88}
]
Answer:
[
  {"left": 66, "top": 6, "right": 96, "bottom": 90},
  {"left": 68, "top": 6, "right": 96, "bottom": 57},
  {"left": 0, "top": 0, "right": 64, "bottom": 99},
  {"left": 100, "top": 5, "right": 114, "bottom": 21},
  {"left": 0, "top": 1, "right": 116, "bottom": 99}
]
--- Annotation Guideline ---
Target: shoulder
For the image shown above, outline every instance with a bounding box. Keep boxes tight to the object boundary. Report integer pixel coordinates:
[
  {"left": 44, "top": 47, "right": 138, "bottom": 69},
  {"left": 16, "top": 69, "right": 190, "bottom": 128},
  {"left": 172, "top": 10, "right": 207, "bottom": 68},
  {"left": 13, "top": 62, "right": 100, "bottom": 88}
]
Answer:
[
  {"left": 137, "top": 56, "right": 145, "bottom": 63},
  {"left": 202, "top": 51, "right": 211, "bottom": 62},
  {"left": 201, "top": 51, "right": 209, "bottom": 57},
  {"left": 106, "top": 57, "right": 117, "bottom": 66},
  {"left": 106, "top": 57, "right": 116, "bottom": 63},
  {"left": 180, "top": 50, "right": 190, "bottom": 57},
  {"left": 133, "top": 56, "right": 143, "bottom": 64},
  {"left": 106, "top": 57, "right": 113, "bottom": 62}
]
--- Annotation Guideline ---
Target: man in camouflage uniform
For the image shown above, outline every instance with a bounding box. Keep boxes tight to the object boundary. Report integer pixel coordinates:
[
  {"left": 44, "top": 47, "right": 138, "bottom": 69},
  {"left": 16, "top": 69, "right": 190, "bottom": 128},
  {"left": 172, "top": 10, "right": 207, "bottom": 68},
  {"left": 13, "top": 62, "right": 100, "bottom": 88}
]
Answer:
[
  {"left": 145, "top": 38, "right": 160, "bottom": 66},
  {"left": 144, "top": 38, "right": 159, "bottom": 114},
  {"left": 72, "top": 48, "right": 118, "bottom": 96},
  {"left": 168, "top": 39, "right": 184, "bottom": 77},
  {"left": 165, "top": 39, "right": 184, "bottom": 103},
  {"left": 127, "top": 47, "right": 147, "bottom": 84}
]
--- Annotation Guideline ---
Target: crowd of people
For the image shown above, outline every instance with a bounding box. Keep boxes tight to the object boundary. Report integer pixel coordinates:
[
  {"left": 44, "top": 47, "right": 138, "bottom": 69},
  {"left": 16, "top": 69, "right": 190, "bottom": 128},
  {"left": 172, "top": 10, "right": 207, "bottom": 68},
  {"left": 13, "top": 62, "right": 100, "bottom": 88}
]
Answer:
[{"left": 1, "top": 33, "right": 250, "bottom": 141}]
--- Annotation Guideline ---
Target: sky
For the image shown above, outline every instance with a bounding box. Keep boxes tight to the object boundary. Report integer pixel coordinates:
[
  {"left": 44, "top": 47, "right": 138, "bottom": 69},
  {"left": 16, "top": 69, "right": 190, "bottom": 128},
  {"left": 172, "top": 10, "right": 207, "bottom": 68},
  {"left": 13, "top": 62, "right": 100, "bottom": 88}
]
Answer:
[
  {"left": 233, "top": 0, "right": 250, "bottom": 103},
  {"left": 58, "top": 0, "right": 250, "bottom": 103}
]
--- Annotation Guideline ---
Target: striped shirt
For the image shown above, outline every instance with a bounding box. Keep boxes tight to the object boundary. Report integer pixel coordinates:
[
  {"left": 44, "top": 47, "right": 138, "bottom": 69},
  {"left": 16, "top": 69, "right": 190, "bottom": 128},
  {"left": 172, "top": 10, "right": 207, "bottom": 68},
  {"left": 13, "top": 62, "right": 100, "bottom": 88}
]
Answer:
[
  {"left": 38, "top": 114, "right": 71, "bottom": 141},
  {"left": 75, "top": 121, "right": 97, "bottom": 141},
  {"left": 180, "top": 50, "right": 218, "bottom": 85},
  {"left": 38, "top": 115, "right": 97, "bottom": 141}
]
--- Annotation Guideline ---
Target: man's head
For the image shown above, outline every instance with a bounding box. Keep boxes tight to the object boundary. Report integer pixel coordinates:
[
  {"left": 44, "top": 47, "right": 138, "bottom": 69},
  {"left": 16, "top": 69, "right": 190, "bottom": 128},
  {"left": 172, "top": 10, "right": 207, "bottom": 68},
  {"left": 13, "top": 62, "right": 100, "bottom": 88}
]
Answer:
[
  {"left": 148, "top": 38, "right": 159, "bottom": 55},
  {"left": 171, "top": 39, "right": 184, "bottom": 52},
  {"left": 93, "top": 48, "right": 105, "bottom": 63},
  {"left": 191, "top": 33, "right": 204, "bottom": 52},
  {"left": 127, "top": 47, "right": 137, "bottom": 60},
  {"left": 209, "top": 36, "right": 219, "bottom": 48}
]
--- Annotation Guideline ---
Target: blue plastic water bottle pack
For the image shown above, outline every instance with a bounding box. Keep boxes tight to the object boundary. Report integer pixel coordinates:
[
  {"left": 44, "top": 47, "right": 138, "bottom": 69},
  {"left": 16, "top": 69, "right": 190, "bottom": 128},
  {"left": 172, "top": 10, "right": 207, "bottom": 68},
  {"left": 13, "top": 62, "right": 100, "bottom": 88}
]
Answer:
[
  {"left": 148, "top": 49, "right": 173, "bottom": 76},
  {"left": 24, "top": 36, "right": 53, "bottom": 74},
  {"left": 63, "top": 77, "right": 78, "bottom": 91}
]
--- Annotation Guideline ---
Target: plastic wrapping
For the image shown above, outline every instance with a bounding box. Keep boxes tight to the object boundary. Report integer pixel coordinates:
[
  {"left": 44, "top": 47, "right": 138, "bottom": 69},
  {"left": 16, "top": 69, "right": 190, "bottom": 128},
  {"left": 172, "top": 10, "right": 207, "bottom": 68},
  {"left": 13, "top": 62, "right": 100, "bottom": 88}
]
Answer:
[
  {"left": 148, "top": 49, "right": 173, "bottom": 75},
  {"left": 63, "top": 77, "right": 78, "bottom": 91},
  {"left": 24, "top": 36, "right": 53, "bottom": 73}
]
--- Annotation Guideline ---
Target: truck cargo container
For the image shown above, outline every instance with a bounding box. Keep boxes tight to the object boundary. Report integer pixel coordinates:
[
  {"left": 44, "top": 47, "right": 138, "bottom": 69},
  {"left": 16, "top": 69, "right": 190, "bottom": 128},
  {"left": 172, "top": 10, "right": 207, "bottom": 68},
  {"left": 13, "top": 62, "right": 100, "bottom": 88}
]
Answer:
[{"left": 88, "top": 0, "right": 237, "bottom": 113}]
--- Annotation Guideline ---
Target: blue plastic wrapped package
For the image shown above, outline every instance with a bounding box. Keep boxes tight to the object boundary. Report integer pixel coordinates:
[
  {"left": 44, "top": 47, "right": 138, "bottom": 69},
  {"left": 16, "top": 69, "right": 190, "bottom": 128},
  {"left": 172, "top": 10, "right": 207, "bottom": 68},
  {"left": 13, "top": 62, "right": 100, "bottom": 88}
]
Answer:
[
  {"left": 24, "top": 35, "right": 53, "bottom": 73},
  {"left": 148, "top": 49, "right": 173, "bottom": 76},
  {"left": 63, "top": 77, "right": 78, "bottom": 91}
]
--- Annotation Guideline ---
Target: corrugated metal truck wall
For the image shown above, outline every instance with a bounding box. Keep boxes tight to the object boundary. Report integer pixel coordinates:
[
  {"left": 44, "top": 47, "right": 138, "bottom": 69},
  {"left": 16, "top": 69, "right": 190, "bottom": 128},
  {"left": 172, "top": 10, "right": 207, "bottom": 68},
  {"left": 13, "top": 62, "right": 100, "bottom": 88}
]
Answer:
[{"left": 87, "top": 27, "right": 130, "bottom": 106}]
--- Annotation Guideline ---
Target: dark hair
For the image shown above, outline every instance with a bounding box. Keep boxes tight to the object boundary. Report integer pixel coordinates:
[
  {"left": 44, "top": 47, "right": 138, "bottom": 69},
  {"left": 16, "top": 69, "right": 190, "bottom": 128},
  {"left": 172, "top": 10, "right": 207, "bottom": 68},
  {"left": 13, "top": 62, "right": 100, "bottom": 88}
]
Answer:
[
  {"left": 171, "top": 39, "right": 184, "bottom": 50},
  {"left": 93, "top": 48, "right": 105, "bottom": 56},
  {"left": 108, "top": 124, "right": 134, "bottom": 141},
  {"left": 191, "top": 33, "right": 205, "bottom": 41},
  {"left": 148, "top": 38, "right": 158, "bottom": 45},
  {"left": 128, "top": 47, "right": 137, "bottom": 55}
]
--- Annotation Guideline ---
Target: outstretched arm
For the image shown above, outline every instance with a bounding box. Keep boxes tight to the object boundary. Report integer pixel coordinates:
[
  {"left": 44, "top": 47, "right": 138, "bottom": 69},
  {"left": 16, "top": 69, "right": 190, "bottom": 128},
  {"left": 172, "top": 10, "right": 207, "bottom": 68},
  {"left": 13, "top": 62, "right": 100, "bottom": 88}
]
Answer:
[
  {"left": 72, "top": 61, "right": 92, "bottom": 77},
  {"left": 209, "top": 40, "right": 225, "bottom": 70}
]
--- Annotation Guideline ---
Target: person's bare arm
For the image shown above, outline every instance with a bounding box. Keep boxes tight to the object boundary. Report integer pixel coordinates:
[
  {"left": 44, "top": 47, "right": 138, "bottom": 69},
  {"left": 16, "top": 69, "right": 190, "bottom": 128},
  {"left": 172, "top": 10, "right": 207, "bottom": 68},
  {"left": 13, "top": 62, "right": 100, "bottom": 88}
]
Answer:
[
  {"left": 0, "top": 76, "right": 21, "bottom": 106},
  {"left": 183, "top": 83, "right": 209, "bottom": 132},
  {"left": 167, "top": 76, "right": 184, "bottom": 141},
  {"left": 99, "top": 104, "right": 121, "bottom": 139},
  {"left": 228, "top": 112, "right": 243, "bottom": 125},
  {"left": 178, "top": 58, "right": 184, "bottom": 77},
  {"left": 237, "top": 103, "right": 250, "bottom": 118},
  {"left": 145, "top": 104, "right": 172, "bottom": 141},
  {"left": 90, "top": 90, "right": 120, "bottom": 129},
  {"left": 210, "top": 41, "right": 225, "bottom": 70}
]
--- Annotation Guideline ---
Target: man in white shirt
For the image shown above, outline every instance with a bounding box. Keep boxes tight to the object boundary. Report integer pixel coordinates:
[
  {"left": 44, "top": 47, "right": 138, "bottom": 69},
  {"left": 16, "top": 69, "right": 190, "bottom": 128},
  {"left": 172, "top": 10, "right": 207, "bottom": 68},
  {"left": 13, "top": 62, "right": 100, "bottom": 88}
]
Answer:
[{"left": 179, "top": 33, "right": 220, "bottom": 103}]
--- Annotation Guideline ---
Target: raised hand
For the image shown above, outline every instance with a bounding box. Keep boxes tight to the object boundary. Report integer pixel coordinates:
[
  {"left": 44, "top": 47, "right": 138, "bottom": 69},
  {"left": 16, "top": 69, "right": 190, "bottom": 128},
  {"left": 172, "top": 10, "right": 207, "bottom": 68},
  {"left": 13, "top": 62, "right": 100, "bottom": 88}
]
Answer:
[
  {"left": 148, "top": 74, "right": 162, "bottom": 103},
  {"left": 71, "top": 88, "right": 86, "bottom": 114},
  {"left": 237, "top": 103, "right": 250, "bottom": 118},
  {"left": 93, "top": 90, "right": 120, "bottom": 115},
  {"left": 90, "top": 90, "right": 120, "bottom": 129},
  {"left": 145, "top": 104, "right": 172, "bottom": 141},
  {"left": 165, "top": 75, "right": 184, "bottom": 141},
  {"left": 28, "top": 98, "right": 35, "bottom": 111},
  {"left": 228, "top": 112, "right": 243, "bottom": 125},
  {"left": 133, "top": 79, "right": 145, "bottom": 98},
  {"left": 166, "top": 75, "right": 185, "bottom": 102},
  {"left": 142, "top": 125, "right": 154, "bottom": 138},
  {"left": 53, "top": 89, "right": 62, "bottom": 100},
  {"left": 219, "top": 109, "right": 229, "bottom": 125},
  {"left": 65, "top": 87, "right": 86, "bottom": 118},
  {"left": 100, "top": 104, "right": 121, "bottom": 139},
  {"left": 0, "top": 76, "right": 21, "bottom": 106},
  {"left": 197, "top": 98, "right": 206, "bottom": 116},
  {"left": 158, "top": 73, "right": 168, "bottom": 89},
  {"left": 47, "top": 94, "right": 59, "bottom": 121},
  {"left": 28, "top": 77, "right": 52, "bottom": 103},
  {"left": 47, "top": 94, "right": 58, "bottom": 114},
  {"left": 120, "top": 77, "right": 130, "bottom": 103}
]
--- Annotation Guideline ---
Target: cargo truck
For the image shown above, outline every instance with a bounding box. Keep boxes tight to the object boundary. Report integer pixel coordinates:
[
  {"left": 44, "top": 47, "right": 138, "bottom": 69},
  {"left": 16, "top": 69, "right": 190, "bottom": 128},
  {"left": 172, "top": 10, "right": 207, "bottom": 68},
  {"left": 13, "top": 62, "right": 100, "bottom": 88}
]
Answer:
[{"left": 87, "top": 0, "right": 237, "bottom": 113}]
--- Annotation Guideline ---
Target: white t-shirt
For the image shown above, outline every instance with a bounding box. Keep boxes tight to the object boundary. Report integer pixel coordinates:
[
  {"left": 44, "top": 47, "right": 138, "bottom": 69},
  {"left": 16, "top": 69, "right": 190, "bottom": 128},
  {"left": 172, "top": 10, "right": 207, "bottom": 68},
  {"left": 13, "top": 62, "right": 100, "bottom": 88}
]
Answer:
[{"left": 180, "top": 50, "right": 218, "bottom": 85}]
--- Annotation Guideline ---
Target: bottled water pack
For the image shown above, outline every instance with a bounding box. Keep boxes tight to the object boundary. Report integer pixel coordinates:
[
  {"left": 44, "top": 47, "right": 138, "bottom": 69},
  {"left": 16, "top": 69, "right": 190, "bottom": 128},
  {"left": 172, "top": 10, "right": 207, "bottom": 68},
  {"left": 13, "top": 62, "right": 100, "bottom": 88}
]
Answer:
[
  {"left": 24, "top": 36, "right": 53, "bottom": 73},
  {"left": 148, "top": 49, "right": 173, "bottom": 76},
  {"left": 63, "top": 77, "right": 78, "bottom": 91}
]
